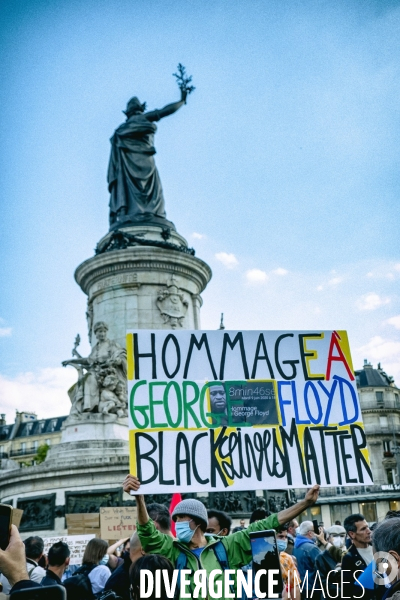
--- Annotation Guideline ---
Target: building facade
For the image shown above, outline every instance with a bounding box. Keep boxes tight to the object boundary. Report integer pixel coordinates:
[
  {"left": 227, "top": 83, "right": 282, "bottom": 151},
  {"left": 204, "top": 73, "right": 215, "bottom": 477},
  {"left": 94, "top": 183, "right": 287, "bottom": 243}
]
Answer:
[{"left": 0, "top": 412, "right": 67, "bottom": 469}]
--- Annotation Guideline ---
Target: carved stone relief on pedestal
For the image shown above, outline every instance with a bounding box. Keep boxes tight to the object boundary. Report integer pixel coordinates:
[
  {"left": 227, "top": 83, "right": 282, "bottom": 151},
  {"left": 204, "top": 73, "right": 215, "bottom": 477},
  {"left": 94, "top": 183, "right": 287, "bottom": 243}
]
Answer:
[
  {"left": 17, "top": 494, "right": 56, "bottom": 532},
  {"left": 65, "top": 489, "right": 122, "bottom": 514},
  {"left": 156, "top": 275, "right": 188, "bottom": 328}
]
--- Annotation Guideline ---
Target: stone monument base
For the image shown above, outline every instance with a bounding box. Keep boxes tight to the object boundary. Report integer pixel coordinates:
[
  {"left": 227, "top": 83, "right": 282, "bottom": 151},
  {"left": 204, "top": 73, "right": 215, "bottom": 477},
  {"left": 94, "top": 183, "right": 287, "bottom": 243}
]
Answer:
[{"left": 45, "top": 413, "right": 129, "bottom": 467}]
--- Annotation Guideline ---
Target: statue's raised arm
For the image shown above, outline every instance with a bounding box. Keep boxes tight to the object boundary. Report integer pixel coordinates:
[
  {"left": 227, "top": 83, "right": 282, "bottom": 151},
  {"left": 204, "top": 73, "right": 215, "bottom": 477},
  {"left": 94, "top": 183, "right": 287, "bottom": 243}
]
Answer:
[
  {"left": 107, "top": 64, "right": 195, "bottom": 230},
  {"left": 146, "top": 64, "right": 195, "bottom": 121}
]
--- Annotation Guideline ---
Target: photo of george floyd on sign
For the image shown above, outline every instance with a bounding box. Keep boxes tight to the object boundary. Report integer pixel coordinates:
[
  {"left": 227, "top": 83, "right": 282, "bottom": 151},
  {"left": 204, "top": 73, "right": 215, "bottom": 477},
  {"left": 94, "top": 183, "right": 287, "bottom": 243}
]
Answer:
[{"left": 127, "top": 330, "right": 373, "bottom": 494}]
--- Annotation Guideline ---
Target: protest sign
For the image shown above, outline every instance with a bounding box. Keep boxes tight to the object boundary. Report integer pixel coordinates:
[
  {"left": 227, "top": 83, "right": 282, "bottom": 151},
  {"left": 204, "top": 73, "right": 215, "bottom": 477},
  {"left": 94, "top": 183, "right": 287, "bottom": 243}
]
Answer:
[
  {"left": 99, "top": 506, "right": 137, "bottom": 540},
  {"left": 127, "top": 329, "right": 373, "bottom": 493},
  {"left": 12, "top": 509, "right": 23, "bottom": 528},
  {"left": 42, "top": 535, "right": 95, "bottom": 565},
  {"left": 66, "top": 513, "right": 100, "bottom": 536}
]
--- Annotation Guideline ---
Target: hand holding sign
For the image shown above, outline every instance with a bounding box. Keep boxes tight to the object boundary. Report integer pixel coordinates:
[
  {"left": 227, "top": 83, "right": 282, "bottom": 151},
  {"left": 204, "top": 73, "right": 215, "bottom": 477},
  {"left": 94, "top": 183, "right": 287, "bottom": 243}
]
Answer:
[
  {"left": 123, "top": 474, "right": 141, "bottom": 494},
  {"left": 304, "top": 485, "right": 320, "bottom": 506}
]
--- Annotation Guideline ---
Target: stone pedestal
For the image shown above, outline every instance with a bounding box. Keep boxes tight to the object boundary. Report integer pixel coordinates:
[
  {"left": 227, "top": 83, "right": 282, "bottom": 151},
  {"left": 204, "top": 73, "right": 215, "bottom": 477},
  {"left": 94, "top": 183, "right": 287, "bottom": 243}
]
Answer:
[
  {"left": 75, "top": 225, "right": 212, "bottom": 348},
  {"left": 45, "top": 413, "right": 129, "bottom": 466}
]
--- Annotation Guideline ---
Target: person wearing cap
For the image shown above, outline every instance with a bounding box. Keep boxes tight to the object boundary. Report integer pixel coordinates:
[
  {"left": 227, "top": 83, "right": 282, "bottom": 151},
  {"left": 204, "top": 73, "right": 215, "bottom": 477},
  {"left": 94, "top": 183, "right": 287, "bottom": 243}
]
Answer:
[
  {"left": 314, "top": 525, "right": 347, "bottom": 599},
  {"left": 123, "top": 475, "right": 320, "bottom": 600}
]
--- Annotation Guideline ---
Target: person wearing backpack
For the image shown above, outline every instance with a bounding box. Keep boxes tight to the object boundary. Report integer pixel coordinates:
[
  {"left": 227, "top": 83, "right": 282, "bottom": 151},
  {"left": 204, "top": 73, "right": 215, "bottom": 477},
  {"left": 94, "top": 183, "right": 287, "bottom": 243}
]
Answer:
[
  {"left": 123, "top": 474, "right": 320, "bottom": 600},
  {"left": 64, "top": 538, "right": 111, "bottom": 599}
]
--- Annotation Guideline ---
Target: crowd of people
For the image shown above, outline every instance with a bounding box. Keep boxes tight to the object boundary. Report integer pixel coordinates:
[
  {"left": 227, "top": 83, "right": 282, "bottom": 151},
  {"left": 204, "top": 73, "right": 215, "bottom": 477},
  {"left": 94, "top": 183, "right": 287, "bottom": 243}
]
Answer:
[{"left": 0, "top": 477, "right": 399, "bottom": 600}]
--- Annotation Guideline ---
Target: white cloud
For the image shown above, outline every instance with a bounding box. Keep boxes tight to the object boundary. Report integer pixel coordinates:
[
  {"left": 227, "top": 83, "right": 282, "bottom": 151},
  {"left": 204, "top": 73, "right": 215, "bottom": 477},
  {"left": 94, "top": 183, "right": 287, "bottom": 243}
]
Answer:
[
  {"left": 0, "top": 327, "right": 12, "bottom": 337},
  {"left": 215, "top": 252, "right": 239, "bottom": 269},
  {"left": 355, "top": 336, "right": 400, "bottom": 384},
  {"left": 316, "top": 285, "right": 323, "bottom": 291},
  {"left": 272, "top": 268, "right": 288, "bottom": 276},
  {"left": 0, "top": 368, "right": 76, "bottom": 423},
  {"left": 328, "top": 276, "right": 343, "bottom": 286},
  {"left": 394, "top": 263, "right": 400, "bottom": 272},
  {"left": 385, "top": 315, "right": 400, "bottom": 330},
  {"left": 245, "top": 268, "right": 268, "bottom": 284},
  {"left": 192, "top": 232, "right": 205, "bottom": 240},
  {"left": 356, "top": 293, "right": 390, "bottom": 311}
]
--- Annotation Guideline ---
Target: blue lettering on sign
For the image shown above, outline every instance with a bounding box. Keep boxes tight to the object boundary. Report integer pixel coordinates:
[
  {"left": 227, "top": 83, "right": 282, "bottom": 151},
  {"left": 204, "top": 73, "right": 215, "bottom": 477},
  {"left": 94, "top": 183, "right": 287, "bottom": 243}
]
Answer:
[
  {"left": 278, "top": 381, "right": 311, "bottom": 426},
  {"left": 278, "top": 377, "right": 359, "bottom": 427}
]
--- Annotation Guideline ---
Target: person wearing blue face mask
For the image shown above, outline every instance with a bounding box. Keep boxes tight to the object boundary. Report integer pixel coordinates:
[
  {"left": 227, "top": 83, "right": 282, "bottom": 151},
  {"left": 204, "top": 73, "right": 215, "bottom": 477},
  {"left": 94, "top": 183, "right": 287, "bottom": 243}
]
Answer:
[{"left": 123, "top": 474, "right": 320, "bottom": 600}]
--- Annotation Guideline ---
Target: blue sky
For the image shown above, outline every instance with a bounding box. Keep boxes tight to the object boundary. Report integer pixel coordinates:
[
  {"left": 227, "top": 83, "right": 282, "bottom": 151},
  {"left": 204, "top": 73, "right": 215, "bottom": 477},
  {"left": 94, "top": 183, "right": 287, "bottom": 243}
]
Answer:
[{"left": 1, "top": 0, "right": 400, "bottom": 422}]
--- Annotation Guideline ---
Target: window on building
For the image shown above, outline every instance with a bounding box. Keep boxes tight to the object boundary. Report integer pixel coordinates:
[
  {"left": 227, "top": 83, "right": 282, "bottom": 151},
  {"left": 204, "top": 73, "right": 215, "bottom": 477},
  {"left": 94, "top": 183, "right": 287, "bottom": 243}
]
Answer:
[
  {"left": 298, "top": 505, "right": 322, "bottom": 523},
  {"left": 379, "top": 416, "right": 388, "bottom": 428},
  {"left": 390, "top": 501, "right": 400, "bottom": 511},
  {"left": 20, "top": 442, "right": 26, "bottom": 453},
  {"left": 359, "top": 502, "right": 377, "bottom": 524},
  {"left": 32, "top": 440, "right": 38, "bottom": 452},
  {"left": 46, "top": 439, "right": 51, "bottom": 446},
  {"left": 376, "top": 391, "right": 384, "bottom": 405},
  {"left": 387, "top": 469, "right": 395, "bottom": 485},
  {"left": 395, "top": 393, "right": 400, "bottom": 408},
  {"left": 383, "top": 440, "right": 391, "bottom": 452},
  {"left": 330, "top": 503, "right": 352, "bottom": 526}
]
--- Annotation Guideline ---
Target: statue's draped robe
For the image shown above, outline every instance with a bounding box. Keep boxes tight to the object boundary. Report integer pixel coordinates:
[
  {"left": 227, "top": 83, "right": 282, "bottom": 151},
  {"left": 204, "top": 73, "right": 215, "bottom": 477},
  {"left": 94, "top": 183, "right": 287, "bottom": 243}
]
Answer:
[
  {"left": 107, "top": 114, "right": 166, "bottom": 220},
  {"left": 69, "top": 340, "right": 127, "bottom": 414}
]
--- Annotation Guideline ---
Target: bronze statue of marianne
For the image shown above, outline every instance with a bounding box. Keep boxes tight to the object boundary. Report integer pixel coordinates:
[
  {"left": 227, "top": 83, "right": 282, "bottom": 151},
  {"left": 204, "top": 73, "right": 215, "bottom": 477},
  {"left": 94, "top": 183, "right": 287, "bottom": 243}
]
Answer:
[{"left": 107, "top": 64, "right": 195, "bottom": 230}]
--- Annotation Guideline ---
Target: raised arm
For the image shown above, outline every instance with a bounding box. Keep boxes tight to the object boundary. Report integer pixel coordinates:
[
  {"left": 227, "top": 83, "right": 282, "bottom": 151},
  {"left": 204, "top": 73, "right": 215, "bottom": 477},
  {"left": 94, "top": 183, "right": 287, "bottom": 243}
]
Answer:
[
  {"left": 123, "top": 475, "right": 149, "bottom": 525},
  {"left": 62, "top": 357, "right": 90, "bottom": 368},
  {"left": 145, "top": 89, "right": 187, "bottom": 122},
  {"left": 276, "top": 485, "right": 320, "bottom": 524},
  {"left": 107, "top": 537, "right": 129, "bottom": 556}
]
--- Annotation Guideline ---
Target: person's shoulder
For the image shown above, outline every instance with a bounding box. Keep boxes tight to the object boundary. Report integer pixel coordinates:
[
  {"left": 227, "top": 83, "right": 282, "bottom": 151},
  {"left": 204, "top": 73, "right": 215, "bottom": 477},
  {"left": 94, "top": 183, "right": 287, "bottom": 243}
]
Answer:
[
  {"left": 93, "top": 565, "right": 111, "bottom": 573},
  {"left": 89, "top": 565, "right": 111, "bottom": 579}
]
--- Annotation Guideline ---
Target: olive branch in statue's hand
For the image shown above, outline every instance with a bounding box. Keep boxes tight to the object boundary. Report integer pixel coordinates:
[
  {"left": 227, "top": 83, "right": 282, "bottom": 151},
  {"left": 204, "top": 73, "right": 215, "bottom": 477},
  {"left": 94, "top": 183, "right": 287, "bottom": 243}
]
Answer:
[{"left": 173, "top": 63, "right": 195, "bottom": 103}]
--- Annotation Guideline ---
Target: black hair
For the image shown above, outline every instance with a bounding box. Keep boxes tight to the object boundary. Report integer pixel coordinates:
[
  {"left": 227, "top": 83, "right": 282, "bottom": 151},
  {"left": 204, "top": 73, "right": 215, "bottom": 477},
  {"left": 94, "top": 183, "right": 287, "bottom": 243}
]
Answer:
[
  {"left": 147, "top": 503, "right": 171, "bottom": 532},
  {"left": 276, "top": 522, "right": 290, "bottom": 533},
  {"left": 385, "top": 510, "right": 400, "bottom": 520},
  {"left": 24, "top": 536, "right": 44, "bottom": 560},
  {"left": 343, "top": 514, "right": 366, "bottom": 534},
  {"left": 207, "top": 509, "right": 232, "bottom": 533},
  {"left": 130, "top": 554, "right": 174, "bottom": 600},
  {"left": 48, "top": 541, "right": 70, "bottom": 566},
  {"left": 250, "top": 508, "right": 271, "bottom": 524}
]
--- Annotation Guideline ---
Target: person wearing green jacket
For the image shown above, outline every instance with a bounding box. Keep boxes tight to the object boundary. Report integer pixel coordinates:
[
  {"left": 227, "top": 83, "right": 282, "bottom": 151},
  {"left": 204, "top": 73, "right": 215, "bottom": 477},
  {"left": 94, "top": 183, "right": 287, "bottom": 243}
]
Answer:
[{"left": 123, "top": 475, "right": 320, "bottom": 600}]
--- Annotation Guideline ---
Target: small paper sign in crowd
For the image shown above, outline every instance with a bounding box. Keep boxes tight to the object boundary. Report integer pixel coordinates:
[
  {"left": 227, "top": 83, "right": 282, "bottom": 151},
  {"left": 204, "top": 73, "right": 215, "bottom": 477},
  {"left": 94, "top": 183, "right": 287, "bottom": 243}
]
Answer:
[
  {"left": 42, "top": 535, "right": 96, "bottom": 565},
  {"left": 37, "top": 507, "right": 138, "bottom": 565},
  {"left": 127, "top": 329, "right": 373, "bottom": 493}
]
